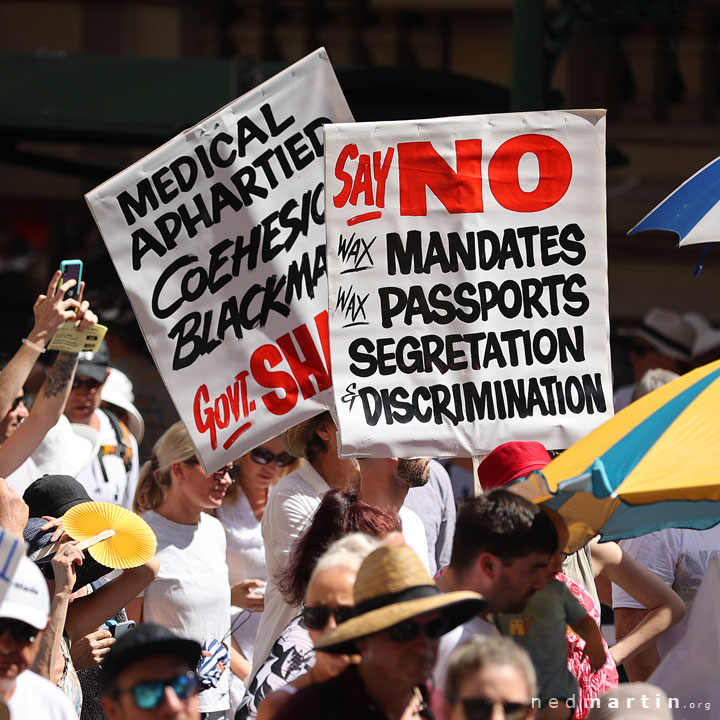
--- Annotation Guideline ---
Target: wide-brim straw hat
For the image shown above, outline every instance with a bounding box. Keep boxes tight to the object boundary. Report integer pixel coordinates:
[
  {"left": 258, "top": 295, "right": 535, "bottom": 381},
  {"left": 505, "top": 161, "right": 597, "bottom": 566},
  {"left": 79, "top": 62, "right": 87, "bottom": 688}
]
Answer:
[
  {"left": 315, "top": 544, "right": 485, "bottom": 655},
  {"left": 283, "top": 412, "right": 329, "bottom": 459},
  {"left": 617, "top": 307, "right": 694, "bottom": 362}
]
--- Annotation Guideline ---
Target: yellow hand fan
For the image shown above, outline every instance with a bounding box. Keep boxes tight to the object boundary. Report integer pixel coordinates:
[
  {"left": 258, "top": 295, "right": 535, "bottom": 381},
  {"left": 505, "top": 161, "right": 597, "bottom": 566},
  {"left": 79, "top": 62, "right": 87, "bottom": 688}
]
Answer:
[{"left": 62, "top": 501, "right": 157, "bottom": 569}]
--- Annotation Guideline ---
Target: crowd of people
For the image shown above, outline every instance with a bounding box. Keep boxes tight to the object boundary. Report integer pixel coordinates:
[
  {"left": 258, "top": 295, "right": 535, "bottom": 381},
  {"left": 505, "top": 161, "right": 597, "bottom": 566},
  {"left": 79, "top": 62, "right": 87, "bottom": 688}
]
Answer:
[{"left": 0, "top": 274, "right": 717, "bottom": 720}]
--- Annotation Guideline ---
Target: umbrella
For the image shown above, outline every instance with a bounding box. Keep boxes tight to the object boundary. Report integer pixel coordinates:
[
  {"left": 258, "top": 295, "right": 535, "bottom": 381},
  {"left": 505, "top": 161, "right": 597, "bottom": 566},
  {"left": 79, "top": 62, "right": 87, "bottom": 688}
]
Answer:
[
  {"left": 628, "top": 155, "right": 720, "bottom": 274},
  {"left": 513, "top": 359, "right": 720, "bottom": 553}
]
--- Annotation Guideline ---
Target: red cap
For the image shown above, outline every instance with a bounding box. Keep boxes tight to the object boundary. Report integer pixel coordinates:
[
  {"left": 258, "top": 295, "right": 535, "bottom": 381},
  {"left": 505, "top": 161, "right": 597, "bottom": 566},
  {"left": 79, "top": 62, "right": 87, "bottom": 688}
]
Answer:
[{"left": 477, "top": 441, "right": 551, "bottom": 491}]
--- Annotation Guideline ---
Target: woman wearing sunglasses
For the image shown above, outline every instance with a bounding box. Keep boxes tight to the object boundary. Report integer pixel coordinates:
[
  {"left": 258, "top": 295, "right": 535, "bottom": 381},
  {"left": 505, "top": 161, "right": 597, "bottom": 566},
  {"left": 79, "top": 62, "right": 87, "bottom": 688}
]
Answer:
[
  {"left": 236, "top": 489, "right": 401, "bottom": 719},
  {"left": 214, "top": 438, "right": 298, "bottom": 693},
  {"left": 444, "top": 637, "right": 538, "bottom": 720},
  {"left": 132, "top": 421, "right": 236, "bottom": 720}
]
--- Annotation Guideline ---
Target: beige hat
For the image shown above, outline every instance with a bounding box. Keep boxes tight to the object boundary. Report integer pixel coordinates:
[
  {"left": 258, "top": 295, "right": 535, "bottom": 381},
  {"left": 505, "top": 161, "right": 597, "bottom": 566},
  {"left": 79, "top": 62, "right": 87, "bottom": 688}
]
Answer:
[
  {"left": 315, "top": 544, "right": 485, "bottom": 655},
  {"left": 282, "top": 412, "right": 330, "bottom": 459},
  {"left": 587, "top": 683, "right": 673, "bottom": 720},
  {"left": 101, "top": 368, "right": 144, "bottom": 443},
  {"left": 618, "top": 308, "right": 694, "bottom": 362},
  {"left": 32, "top": 415, "right": 101, "bottom": 478}
]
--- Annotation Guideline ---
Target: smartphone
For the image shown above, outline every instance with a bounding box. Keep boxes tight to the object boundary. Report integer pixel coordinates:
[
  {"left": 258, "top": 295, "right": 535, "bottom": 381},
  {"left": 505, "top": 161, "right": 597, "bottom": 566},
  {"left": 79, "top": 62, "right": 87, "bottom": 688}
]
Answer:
[
  {"left": 59, "top": 259, "right": 83, "bottom": 301},
  {"left": 106, "top": 619, "right": 136, "bottom": 638}
]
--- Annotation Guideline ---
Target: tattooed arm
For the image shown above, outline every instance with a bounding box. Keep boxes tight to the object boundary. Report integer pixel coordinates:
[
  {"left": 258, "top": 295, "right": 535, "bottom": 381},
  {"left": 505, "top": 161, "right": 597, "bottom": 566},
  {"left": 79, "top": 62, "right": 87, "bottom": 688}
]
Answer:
[{"left": 0, "top": 351, "right": 79, "bottom": 477}]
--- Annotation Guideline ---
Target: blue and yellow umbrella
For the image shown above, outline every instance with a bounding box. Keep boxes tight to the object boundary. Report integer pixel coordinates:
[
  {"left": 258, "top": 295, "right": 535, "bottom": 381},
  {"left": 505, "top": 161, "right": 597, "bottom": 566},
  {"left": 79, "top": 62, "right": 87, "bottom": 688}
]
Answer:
[{"left": 514, "top": 359, "right": 720, "bottom": 552}]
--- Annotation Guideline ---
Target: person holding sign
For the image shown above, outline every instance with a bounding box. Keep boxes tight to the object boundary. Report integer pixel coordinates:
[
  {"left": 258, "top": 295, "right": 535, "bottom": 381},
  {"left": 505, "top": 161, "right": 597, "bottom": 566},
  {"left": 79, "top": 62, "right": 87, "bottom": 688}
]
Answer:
[{"left": 248, "top": 412, "right": 360, "bottom": 687}]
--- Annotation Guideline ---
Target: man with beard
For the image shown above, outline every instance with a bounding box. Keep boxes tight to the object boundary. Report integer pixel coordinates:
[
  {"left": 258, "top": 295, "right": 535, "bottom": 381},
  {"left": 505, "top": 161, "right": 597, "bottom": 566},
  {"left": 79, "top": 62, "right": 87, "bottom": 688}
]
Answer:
[
  {"left": 433, "top": 489, "right": 558, "bottom": 697},
  {"left": 358, "top": 456, "right": 432, "bottom": 570}
]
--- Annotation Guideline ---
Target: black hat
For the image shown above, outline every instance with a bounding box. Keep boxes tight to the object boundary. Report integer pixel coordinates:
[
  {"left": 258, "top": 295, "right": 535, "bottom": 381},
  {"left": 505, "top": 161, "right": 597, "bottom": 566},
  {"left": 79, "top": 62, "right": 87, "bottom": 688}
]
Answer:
[
  {"left": 24, "top": 517, "right": 112, "bottom": 592},
  {"left": 23, "top": 475, "right": 92, "bottom": 518},
  {"left": 76, "top": 342, "right": 110, "bottom": 384},
  {"left": 101, "top": 623, "right": 202, "bottom": 694}
]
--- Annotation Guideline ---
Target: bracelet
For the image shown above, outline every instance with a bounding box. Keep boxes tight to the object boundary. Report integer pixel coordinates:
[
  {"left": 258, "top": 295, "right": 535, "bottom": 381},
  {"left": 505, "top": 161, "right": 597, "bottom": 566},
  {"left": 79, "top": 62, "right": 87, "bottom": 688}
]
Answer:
[{"left": 22, "top": 338, "right": 46, "bottom": 354}]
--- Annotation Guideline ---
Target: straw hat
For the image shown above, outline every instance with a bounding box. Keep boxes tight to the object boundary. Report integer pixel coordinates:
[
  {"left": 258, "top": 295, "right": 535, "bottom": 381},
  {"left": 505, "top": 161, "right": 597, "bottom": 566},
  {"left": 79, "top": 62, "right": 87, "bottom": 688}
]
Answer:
[
  {"left": 315, "top": 544, "right": 485, "bottom": 655},
  {"left": 283, "top": 412, "right": 330, "bottom": 459}
]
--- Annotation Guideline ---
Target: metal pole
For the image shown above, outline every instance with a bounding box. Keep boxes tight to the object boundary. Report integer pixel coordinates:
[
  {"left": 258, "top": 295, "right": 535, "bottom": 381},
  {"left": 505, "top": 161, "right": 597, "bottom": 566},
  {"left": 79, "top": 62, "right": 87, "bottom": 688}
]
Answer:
[{"left": 512, "top": 0, "right": 546, "bottom": 111}]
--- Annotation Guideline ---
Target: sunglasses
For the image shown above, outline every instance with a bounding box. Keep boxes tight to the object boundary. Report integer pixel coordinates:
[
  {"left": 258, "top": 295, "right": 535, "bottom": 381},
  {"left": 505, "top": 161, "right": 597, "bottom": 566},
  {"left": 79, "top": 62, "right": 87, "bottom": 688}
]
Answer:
[
  {"left": 386, "top": 615, "right": 451, "bottom": 643},
  {"left": 115, "top": 671, "right": 198, "bottom": 710},
  {"left": 301, "top": 604, "right": 354, "bottom": 630},
  {"left": 458, "top": 698, "right": 532, "bottom": 720},
  {"left": 72, "top": 377, "right": 101, "bottom": 391},
  {"left": 0, "top": 619, "right": 37, "bottom": 644},
  {"left": 183, "top": 459, "right": 235, "bottom": 481},
  {"left": 250, "top": 447, "right": 294, "bottom": 467}
]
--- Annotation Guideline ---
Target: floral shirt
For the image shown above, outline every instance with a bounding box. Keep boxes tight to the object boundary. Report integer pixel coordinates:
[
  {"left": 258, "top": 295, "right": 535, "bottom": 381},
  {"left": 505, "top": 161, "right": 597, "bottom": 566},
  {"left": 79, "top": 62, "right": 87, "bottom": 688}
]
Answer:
[{"left": 560, "top": 571, "right": 619, "bottom": 718}]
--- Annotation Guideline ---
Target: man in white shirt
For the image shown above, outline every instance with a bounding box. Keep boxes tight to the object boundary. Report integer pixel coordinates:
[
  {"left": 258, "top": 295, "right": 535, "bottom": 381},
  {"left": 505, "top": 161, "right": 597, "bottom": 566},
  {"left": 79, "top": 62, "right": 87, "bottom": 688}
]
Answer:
[
  {"left": 0, "top": 554, "right": 77, "bottom": 719},
  {"left": 433, "top": 489, "right": 557, "bottom": 693},
  {"left": 357, "top": 456, "right": 431, "bottom": 571},
  {"left": 613, "top": 525, "right": 720, "bottom": 680},
  {"left": 249, "top": 411, "right": 360, "bottom": 684},
  {"left": 42, "top": 342, "right": 140, "bottom": 508}
]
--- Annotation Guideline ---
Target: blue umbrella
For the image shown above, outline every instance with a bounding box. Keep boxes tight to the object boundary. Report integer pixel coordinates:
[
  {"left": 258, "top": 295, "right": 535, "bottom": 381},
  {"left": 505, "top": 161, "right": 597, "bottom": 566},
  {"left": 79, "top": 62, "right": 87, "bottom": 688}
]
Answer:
[{"left": 628, "top": 155, "right": 720, "bottom": 274}]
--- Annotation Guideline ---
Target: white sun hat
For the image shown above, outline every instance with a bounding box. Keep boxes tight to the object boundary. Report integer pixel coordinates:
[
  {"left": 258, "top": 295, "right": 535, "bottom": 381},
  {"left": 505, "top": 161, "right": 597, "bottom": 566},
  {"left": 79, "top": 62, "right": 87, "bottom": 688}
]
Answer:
[{"left": 101, "top": 368, "right": 144, "bottom": 443}]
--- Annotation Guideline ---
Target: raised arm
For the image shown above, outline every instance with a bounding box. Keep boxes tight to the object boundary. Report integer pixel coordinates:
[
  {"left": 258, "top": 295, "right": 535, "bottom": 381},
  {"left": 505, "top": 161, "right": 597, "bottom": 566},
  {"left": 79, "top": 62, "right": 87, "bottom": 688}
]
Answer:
[
  {"left": 0, "top": 297, "right": 98, "bottom": 477},
  {"left": 589, "top": 538, "right": 685, "bottom": 672},
  {"left": 0, "top": 271, "right": 82, "bottom": 419}
]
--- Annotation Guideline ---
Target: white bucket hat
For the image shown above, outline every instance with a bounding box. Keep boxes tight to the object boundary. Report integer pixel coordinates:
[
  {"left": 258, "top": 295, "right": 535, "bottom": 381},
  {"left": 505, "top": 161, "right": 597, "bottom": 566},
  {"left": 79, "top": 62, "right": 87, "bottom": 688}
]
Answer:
[
  {"left": 32, "top": 415, "right": 101, "bottom": 478},
  {"left": 101, "top": 368, "right": 144, "bottom": 443}
]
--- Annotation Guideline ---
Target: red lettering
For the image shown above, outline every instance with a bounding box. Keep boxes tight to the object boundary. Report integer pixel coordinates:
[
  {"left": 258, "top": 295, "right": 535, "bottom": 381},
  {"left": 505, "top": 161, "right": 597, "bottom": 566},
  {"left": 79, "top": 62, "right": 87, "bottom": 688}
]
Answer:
[
  {"left": 398, "top": 139, "right": 483, "bottom": 216},
  {"left": 373, "top": 148, "right": 394, "bottom": 208},
  {"left": 193, "top": 384, "right": 218, "bottom": 450},
  {"left": 348, "top": 154, "right": 373, "bottom": 207},
  {"left": 250, "top": 343, "right": 298, "bottom": 415},
  {"left": 489, "top": 134, "right": 572, "bottom": 212},
  {"left": 333, "top": 144, "right": 359, "bottom": 208},
  {"left": 276, "top": 321, "right": 331, "bottom": 401}
]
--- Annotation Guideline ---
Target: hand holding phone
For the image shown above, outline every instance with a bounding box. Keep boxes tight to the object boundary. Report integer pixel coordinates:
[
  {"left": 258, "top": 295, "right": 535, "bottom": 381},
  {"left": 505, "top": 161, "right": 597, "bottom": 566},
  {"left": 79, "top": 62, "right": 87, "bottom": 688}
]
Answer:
[
  {"left": 106, "top": 619, "right": 136, "bottom": 639},
  {"left": 58, "top": 259, "right": 83, "bottom": 301}
]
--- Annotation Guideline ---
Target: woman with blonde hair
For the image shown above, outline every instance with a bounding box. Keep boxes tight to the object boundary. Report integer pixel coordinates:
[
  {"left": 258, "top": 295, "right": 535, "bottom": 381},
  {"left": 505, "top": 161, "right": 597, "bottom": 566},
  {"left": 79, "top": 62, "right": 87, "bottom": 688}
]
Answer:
[{"left": 130, "top": 420, "right": 234, "bottom": 720}]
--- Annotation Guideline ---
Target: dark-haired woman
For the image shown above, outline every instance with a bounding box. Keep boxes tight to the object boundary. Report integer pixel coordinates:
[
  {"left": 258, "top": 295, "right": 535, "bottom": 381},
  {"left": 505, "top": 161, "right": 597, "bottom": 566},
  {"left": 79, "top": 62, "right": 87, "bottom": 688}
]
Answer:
[{"left": 235, "top": 489, "right": 401, "bottom": 719}]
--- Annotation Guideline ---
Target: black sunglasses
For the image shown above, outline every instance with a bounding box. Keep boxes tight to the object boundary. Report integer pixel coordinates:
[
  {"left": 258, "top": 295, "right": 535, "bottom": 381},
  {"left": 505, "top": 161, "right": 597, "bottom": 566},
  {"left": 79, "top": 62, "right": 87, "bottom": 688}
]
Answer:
[
  {"left": 115, "top": 671, "right": 198, "bottom": 710},
  {"left": 301, "top": 605, "right": 354, "bottom": 630},
  {"left": 72, "top": 377, "right": 101, "bottom": 391},
  {"left": 183, "top": 458, "right": 235, "bottom": 481},
  {"left": 386, "top": 616, "right": 451, "bottom": 643},
  {"left": 250, "top": 447, "right": 294, "bottom": 467},
  {"left": 459, "top": 698, "right": 532, "bottom": 720},
  {"left": 0, "top": 619, "right": 37, "bottom": 644}
]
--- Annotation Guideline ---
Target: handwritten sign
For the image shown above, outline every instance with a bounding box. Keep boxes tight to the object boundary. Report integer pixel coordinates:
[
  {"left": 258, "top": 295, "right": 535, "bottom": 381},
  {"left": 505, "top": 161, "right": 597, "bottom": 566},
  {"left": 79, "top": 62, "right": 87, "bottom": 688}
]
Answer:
[
  {"left": 86, "top": 49, "right": 353, "bottom": 472},
  {"left": 325, "top": 110, "right": 613, "bottom": 457}
]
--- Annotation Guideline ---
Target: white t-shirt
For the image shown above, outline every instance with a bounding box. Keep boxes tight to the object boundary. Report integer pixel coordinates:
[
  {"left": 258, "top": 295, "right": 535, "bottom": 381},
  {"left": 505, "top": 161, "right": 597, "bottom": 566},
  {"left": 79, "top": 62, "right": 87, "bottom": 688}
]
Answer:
[
  {"left": 142, "top": 510, "right": 231, "bottom": 713},
  {"left": 6, "top": 456, "right": 38, "bottom": 497},
  {"left": 399, "top": 505, "right": 430, "bottom": 572},
  {"left": 613, "top": 526, "right": 720, "bottom": 656},
  {"left": 8, "top": 669, "right": 77, "bottom": 719},
  {"left": 433, "top": 615, "right": 500, "bottom": 692},
  {"left": 75, "top": 409, "right": 139, "bottom": 508},
  {"left": 249, "top": 462, "right": 329, "bottom": 685}
]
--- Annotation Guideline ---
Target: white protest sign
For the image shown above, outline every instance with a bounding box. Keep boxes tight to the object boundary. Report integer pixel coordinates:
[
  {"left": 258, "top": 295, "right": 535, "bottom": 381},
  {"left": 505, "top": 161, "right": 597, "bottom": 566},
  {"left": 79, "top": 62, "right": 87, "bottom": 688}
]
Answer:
[
  {"left": 0, "top": 529, "right": 24, "bottom": 607},
  {"left": 325, "top": 110, "right": 612, "bottom": 457},
  {"left": 87, "top": 49, "right": 353, "bottom": 472}
]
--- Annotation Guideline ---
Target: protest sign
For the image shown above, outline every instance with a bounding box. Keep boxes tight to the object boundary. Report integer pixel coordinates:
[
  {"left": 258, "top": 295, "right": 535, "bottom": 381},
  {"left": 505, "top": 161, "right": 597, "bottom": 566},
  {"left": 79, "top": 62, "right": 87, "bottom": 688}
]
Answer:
[
  {"left": 87, "top": 49, "right": 353, "bottom": 472},
  {"left": 0, "top": 529, "right": 23, "bottom": 607},
  {"left": 325, "top": 110, "right": 613, "bottom": 457}
]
